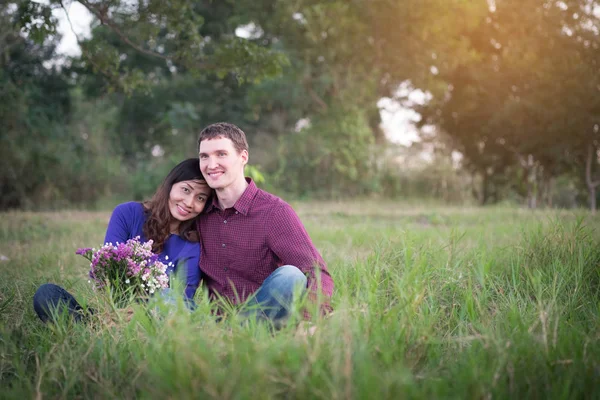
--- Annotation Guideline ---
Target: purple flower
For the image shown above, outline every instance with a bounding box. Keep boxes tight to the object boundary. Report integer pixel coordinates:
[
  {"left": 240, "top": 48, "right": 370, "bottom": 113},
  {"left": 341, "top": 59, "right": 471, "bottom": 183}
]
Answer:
[
  {"left": 76, "top": 237, "right": 169, "bottom": 300},
  {"left": 75, "top": 247, "right": 92, "bottom": 255}
]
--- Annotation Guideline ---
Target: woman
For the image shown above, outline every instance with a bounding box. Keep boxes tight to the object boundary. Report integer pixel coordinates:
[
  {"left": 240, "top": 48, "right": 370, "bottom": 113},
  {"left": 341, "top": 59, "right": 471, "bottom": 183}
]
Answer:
[{"left": 33, "top": 158, "right": 212, "bottom": 322}]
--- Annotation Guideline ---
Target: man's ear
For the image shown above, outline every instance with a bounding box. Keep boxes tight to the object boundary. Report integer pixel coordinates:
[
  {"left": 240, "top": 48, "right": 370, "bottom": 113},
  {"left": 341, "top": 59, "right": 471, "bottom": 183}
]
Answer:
[{"left": 240, "top": 149, "right": 249, "bottom": 165}]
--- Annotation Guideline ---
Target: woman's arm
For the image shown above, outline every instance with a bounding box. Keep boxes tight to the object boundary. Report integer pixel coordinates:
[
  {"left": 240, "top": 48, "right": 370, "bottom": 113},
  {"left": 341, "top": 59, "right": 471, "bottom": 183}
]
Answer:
[
  {"left": 104, "top": 203, "right": 136, "bottom": 245},
  {"left": 182, "top": 244, "right": 201, "bottom": 301}
]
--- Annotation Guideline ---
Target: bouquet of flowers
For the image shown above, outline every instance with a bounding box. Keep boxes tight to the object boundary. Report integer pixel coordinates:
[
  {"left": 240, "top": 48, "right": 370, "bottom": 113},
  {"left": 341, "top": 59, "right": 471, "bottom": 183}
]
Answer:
[{"left": 76, "top": 237, "right": 169, "bottom": 306}]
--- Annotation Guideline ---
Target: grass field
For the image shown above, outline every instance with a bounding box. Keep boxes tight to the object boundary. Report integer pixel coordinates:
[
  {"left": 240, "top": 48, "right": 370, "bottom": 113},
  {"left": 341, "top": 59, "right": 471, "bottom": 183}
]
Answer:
[{"left": 1, "top": 203, "right": 599, "bottom": 399}]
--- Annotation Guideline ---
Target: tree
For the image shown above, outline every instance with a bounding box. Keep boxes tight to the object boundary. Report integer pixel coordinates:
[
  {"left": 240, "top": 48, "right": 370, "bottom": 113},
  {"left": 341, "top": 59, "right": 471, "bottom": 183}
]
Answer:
[
  {"left": 0, "top": 6, "right": 72, "bottom": 208},
  {"left": 409, "top": 0, "right": 600, "bottom": 208},
  {"left": 13, "top": 0, "right": 289, "bottom": 92}
]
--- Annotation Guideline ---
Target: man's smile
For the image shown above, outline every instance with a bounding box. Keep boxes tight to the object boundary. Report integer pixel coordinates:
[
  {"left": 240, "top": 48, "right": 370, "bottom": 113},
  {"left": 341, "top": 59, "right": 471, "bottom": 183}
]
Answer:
[{"left": 207, "top": 171, "right": 224, "bottom": 178}]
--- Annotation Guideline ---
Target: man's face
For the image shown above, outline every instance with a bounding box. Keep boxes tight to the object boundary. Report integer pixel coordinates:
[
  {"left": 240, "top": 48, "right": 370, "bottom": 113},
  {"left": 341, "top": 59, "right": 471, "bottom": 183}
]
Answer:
[{"left": 199, "top": 137, "right": 248, "bottom": 190}]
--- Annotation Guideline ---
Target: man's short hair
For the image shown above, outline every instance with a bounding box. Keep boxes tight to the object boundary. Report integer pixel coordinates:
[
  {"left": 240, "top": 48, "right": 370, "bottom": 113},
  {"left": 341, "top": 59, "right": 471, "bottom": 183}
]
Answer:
[{"left": 198, "top": 122, "right": 249, "bottom": 154}]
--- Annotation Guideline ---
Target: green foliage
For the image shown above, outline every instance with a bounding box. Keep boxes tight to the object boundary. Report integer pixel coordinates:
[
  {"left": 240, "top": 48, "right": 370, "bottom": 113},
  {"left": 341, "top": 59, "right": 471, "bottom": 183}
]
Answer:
[
  {"left": 11, "top": 0, "right": 289, "bottom": 92},
  {"left": 245, "top": 164, "right": 265, "bottom": 185},
  {"left": 273, "top": 105, "right": 376, "bottom": 197},
  {"left": 411, "top": 0, "right": 600, "bottom": 207},
  {"left": 4, "top": 0, "right": 600, "bottom": 207},
  {"left": 14, "top": 1, "right": 57, "bottom": 44},
  {"left": 212, "top": 38, "right": 290, "bottom": 84},
  {"left": 128, "top": 155, "right": 192, "bottom": 201},
  {"left": 0, "top": 21, "right": 68, "bottom": 208},
  {"left": 378, "top": 152, "right": 474, "bottom": 204}
]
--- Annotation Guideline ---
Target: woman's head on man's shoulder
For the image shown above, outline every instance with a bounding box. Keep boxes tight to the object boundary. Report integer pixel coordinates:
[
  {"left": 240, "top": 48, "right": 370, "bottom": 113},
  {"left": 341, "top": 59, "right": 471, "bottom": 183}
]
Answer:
[{"left": 144, "top": 158, "right": 213, "bottom": 251}]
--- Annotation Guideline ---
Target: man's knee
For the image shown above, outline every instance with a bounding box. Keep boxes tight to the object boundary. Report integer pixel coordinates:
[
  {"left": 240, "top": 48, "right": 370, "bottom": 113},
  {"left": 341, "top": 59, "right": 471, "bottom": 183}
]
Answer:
[
  {"left": 252, "top": 266, "right": 307, "bottom": 322},
  {"left": 274, "top": 265, "right": 307, "bottom": 291}
]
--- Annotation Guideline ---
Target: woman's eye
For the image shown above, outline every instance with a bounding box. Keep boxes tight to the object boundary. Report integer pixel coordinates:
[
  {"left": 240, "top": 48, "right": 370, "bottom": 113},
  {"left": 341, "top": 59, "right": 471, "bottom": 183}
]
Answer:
[{"left": 182, "top": 187, "right": 189, "bottom": 193}]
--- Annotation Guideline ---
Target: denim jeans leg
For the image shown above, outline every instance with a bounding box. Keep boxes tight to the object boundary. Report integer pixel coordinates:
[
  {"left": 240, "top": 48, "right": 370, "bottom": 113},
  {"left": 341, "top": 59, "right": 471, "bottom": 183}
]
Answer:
[
  {"left": 33, "top": 283, "right": 85, "bottom": 323},
  {"left": 245, "top": 265, "right": 307, "bottom": 323},
  {"left": 151, "top": 287, "right": 196, "bottom": 314}
]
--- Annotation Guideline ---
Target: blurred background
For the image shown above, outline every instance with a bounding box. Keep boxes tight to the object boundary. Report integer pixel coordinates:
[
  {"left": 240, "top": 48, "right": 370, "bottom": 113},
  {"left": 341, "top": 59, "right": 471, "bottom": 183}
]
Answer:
[{"left": 1, "top": 0, "right": 599, "bottom": 211}]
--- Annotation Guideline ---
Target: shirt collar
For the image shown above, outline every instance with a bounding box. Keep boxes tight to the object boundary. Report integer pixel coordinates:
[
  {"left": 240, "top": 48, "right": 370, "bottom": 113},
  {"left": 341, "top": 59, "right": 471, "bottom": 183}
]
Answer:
[
  {"left": 205, "top": 196, "right": 220, "bottom": 213},
  {"left": 232, "top": 178, "right": 257, "bottom": 216},
  {"left": 205, "top": 178, "right": 257, "bottom": 216}
]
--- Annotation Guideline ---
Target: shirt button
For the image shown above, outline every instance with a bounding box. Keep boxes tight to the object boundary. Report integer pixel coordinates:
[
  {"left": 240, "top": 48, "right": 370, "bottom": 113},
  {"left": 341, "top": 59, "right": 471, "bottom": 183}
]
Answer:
[
  {"left": 235, "top": 211, "right": 238, "bottom": 214},
  {"left": 222, "top": 243, "right": 226, "bottom": 248},
  {"left": 223, "top": 220, "right": 227, "bottom": 224},
  {"left": 224, "top": 267, "right": 228, "bottom": 272}
]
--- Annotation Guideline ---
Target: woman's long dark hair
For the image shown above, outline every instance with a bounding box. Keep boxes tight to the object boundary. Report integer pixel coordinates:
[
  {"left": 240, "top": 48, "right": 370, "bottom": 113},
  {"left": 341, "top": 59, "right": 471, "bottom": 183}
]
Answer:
[{"left": 142, "top": 158, "right": 210, "bottom": 253}]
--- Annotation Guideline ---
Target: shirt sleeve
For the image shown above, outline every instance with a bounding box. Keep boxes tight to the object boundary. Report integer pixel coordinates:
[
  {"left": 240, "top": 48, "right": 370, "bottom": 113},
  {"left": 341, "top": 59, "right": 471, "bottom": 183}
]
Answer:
[
  {"left": 267, "top": 202, "right": 334, "bottom": 314},
  {"left": 104, "top": 203, "right": 132, "bottom": 245}
]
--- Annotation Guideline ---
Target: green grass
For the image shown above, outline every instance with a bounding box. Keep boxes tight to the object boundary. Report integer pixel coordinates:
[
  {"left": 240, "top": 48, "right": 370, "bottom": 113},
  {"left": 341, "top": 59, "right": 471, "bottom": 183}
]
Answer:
[{"left": 1, "top": 203, "right": 599, "bottom": 399}]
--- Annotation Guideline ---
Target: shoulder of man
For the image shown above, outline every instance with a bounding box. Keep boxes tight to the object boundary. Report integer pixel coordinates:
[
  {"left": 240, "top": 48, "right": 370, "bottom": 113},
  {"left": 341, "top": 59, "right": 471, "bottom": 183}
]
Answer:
[
  {"left": 251, "top": 188, "right": 307, "bottom": 232},
  {"left": 251, "top": 186, "right": 294, "bottom": 213}
]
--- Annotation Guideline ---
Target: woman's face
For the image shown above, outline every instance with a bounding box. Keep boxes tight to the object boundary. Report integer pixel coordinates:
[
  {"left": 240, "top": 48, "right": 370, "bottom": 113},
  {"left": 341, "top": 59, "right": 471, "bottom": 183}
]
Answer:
[{"left": 168, "top": 179, "right": 212, "bottom": 225}]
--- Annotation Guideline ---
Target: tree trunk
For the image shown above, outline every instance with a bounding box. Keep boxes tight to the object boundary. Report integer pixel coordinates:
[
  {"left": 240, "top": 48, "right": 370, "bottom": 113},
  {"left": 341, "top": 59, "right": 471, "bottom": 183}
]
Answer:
[
  {"left": 544, "top": 177, "right": 555, "bottom": 208},
  {"left": 529, "top": 191, "right": 537, "bottom": 209},
  {"left": 471, "top": 172, "right": 481, "bottom": 204},
  {"left": 481, "top": 172, "right": 489, "bottom": 206},
  {"left": 523, "top": 156, "right": 537, "bottom": 209},
  {"left": 585, "top": 144, "right": 599, "bottom": 214},
  {"left": 520, "top": 164, "right": 529, "bottom": 208}
]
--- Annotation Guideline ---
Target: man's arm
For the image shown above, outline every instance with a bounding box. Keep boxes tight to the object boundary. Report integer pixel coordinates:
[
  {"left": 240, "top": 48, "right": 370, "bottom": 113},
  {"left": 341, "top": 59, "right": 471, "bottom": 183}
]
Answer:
[{"left": 267, "top": 203, "right": 334, "bottom": 315}]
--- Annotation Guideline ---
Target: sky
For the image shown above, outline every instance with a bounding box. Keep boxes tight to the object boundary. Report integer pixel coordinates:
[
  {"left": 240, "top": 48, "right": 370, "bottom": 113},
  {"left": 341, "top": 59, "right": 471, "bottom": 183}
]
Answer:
[
  {"left": 52, "top": 3, "right": 421, "bottom": 146},
  {"left": 52, "top": 1, "right": 92, "bottom": 56}
]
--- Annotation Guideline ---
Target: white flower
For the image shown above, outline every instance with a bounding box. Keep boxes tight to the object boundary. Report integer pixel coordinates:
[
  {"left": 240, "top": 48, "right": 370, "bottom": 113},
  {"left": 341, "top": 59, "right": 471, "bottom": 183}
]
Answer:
[
  {"left": 125, "top": 279, "right": 130, "bottom": 284},
  {"left": 164, "top": 255, "right": 169, "bottom": 260}
]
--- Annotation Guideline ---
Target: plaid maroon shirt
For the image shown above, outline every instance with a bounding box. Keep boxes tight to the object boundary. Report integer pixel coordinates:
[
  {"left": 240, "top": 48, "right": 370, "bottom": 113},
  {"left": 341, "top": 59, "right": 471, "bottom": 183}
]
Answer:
[{"left": 197, "top": 179, "right": 333, "bottom": 314}]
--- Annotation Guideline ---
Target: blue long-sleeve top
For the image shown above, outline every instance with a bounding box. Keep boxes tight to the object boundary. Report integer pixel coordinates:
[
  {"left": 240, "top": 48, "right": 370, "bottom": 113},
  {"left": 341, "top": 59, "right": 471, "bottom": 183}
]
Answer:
[{"left": 104, "top": 202, "right": 201, "bottom": 301}]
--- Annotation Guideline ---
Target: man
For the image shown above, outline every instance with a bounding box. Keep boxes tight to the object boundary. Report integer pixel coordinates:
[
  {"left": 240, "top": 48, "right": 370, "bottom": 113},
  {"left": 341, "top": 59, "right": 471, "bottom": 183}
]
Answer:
[{"left": 196, "top": 122, "right": 334, "bottom": 323}]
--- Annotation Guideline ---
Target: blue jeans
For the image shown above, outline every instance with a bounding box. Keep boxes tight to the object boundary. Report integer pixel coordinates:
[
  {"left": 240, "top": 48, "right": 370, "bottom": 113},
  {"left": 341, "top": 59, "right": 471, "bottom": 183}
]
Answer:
[
  {"left": 242, "top": 265, "right": 307, "bottom": 324},
  {"left": 33, "top": 283, "right": 87, "bottom": 323},
  {"left": 33, "top": 266, "right": 307, "bottom": 324},
  {"left": 33, "top": 284, "right": 189, "bottom": 323}
]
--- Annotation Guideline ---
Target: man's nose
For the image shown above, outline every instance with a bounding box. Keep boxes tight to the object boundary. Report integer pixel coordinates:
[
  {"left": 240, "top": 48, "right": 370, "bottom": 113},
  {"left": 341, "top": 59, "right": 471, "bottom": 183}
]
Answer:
[{"left": 207, "top": 156, "right": 218, "bottom": 169}]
